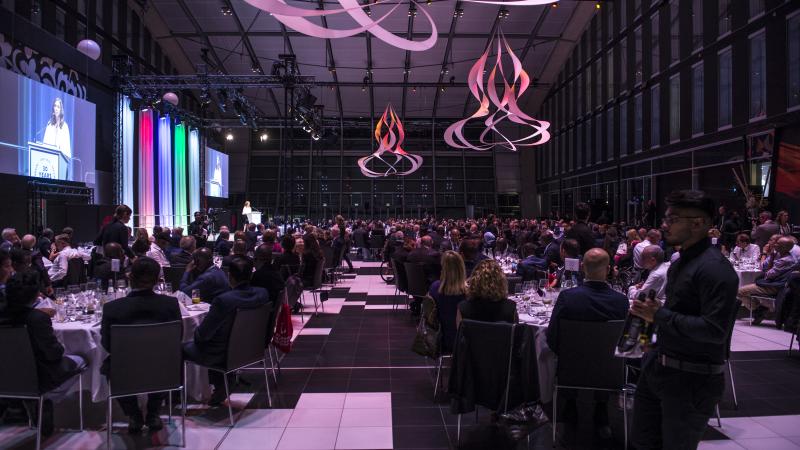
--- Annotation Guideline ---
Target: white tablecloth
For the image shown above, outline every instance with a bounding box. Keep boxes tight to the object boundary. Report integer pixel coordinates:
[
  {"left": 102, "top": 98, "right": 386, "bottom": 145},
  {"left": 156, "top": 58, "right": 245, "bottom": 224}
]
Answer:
[
  {"left": 516, "top": 301, "right": 556, "bottom": 404},
  {"left": 53, "top": 301, "right": 212, "bottom": 403},
  {"left": 736, "top": 269, "right": 762, "bottom": 288}
]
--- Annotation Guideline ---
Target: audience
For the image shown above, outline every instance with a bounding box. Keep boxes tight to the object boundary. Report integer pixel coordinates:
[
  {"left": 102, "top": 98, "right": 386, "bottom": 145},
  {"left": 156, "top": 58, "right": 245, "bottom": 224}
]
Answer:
[
  {"left": 738, "top": 236, "right": 798, "bottom": 325},
  {"left": 214, "top": 230, "right": 232, "bottom": 257},
  {"left": 179, "top": 248, "right": 230, "bottom": 303},
  {"left": 48, "top": 234, "right": 83, "bottom": 284},
  {"left": 251, "top": 244, "right": 284, "bottom": 307},
  {"left": 407, "top": 235, "right": 442, "bottom": 285},
  {"left": 751, "top": 211, "right": 779, "bottom": 248},
  {"left": 633, "top": 229, "right": 662, "bottom": 269},
  {"left": 169, "top": 236, "right": 196, "bottom": 267},
  {"left": 1, "top": 227, "right": 21, "bottom": 252},
  {"left": 731, "top": 233, "right": 760, "bottom": 262},
  {"left": 146, "top": 231, "right": 172, "bottom": 268},
  {"left": 100, "top": 257, "right": 181, "bottom": 433},
  {"left": 274, "top": 235, "right": 300, "bottom": 280}
]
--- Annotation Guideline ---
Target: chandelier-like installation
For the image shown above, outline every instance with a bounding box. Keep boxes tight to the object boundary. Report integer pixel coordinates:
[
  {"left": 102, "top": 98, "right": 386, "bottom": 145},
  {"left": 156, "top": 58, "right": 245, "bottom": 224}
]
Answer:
[
  {"left": 444, "top": 29, "right": 551, "bottom": 151},
  {"left": 244, "top": 0, "right": 558, "bottom": 52},
  {"left": 358, "top": 104, "right": 422, "bottom": 178}
]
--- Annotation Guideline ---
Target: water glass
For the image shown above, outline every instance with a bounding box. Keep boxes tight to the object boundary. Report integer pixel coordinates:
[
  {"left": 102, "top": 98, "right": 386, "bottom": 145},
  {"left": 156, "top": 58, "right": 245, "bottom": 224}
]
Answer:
[{"left": 192, "top": 289, "right": 201, "bottom": 305}]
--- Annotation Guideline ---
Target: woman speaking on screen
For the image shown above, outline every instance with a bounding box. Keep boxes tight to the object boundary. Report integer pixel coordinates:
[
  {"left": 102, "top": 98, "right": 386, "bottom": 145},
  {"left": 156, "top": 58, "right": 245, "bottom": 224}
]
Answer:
[{"left": 42, "top": 97, "right": 71, "bottom": 159}]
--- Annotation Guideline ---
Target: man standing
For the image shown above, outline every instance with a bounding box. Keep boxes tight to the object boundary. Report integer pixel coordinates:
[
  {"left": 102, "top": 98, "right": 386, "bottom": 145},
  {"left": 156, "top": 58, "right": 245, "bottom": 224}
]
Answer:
[
  {"left": 188, "top": 211, "right": 209, "bottom": 247},
  {"left": 630, "top": 190, "right": 739, "bottom": 449},
  {"left": 564, "top": 202, "right": 595, "bottom": 256},
  {"left": 94, "top": 205, "right": 133, "bottom": 258},
  {"left": 100, "top": 257, "right": 181, "bottom": 433}
]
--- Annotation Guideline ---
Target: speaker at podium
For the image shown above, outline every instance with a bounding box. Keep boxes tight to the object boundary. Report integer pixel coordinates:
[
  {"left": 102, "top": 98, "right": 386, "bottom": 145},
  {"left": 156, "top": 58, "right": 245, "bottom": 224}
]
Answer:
[{"left": 28, "top": 141, "right": 69, "bottom": 180}]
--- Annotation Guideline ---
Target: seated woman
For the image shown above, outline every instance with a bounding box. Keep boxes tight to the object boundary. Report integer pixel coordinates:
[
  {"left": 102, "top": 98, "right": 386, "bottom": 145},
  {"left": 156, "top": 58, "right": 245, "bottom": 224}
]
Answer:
[
  {"left": 274, "top": 235, "right": 300, "bottom": 280},
  {"left": 428, "top": 251, "right": 467, "bottom": 354},
  {"left": 301, "top": 234, "right": 322, "bottom": 287},
  {"left": 456, "top": 259, "right": 518, "bottom": 327}
]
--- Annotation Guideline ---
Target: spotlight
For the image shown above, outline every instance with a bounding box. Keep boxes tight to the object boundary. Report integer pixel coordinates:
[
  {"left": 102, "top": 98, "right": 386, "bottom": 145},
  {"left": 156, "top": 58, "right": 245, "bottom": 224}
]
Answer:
[
  {"left": 453, "top": 8, "right": 464, "bottom": 18},
  {"left": 220, "top": 5, "right": 232, "bottom": 15},
  {"left": 225, "top": 130, "right": 234, "bottom": 141},
  {"left": 595, "top": 2, "right": 601, "bottom": 9},
  {"left": 260, "top": 132, "right": 269, "bottom": 142},
  {"left": 31, "top": 1, "right": 40, "bottom": 14},
  {"left": 440, "top": 86, "right": 446, "bottom": 93},
  {"left": 411, "top": 86, "right": 417, "bottom": 93},
  {"left": 499, "top": 9, "right": 509, "bottom": 19},
  {"left": 551, "top": 2, "right": 557, "bottom": 7}
]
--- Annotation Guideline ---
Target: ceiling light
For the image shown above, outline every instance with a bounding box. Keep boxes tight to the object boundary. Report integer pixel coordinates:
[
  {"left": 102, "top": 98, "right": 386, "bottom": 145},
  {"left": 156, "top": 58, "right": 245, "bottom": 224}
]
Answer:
[
  {"left": 260, "top": 132, "right": 269, "bottom": 142},
  {"left": 499, "top": 9, "right": 509, "bottom": 19},
  {"left": 220, "top": 5, "right": 233, "bottom": 16},
  {"left": 454, "top": 8, "right": 464, "bottom": 18},
  {"left": 595, "top": 2, "right": 600, "bottom": 9},
  {"left": 225, "top": 130, "right": 234, "bottom": 141},
  {"left": 551, "top": 2, "right": 557, "bottom": 7},
  {"left": 440, "top": 86, "right": 446, "bottom": 92},
  {"left": 412, "top": 86, "right": 417, "bottom": 93}
]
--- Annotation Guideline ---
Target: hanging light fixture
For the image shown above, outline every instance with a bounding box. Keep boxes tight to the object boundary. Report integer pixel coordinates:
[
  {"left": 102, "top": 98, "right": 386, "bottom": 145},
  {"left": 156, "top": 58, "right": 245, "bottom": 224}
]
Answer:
[
  {"left": 162, "top": 92, "right": 179, "bottom": 106},
  {"left": 76, "top": 39, "right": 101, "bottom": 60},
  {"left": 444, "top": 28, "right": 551, "bottom": 152},
  {"left": 357, "top": 104, "right": 422, "bottom": 178}
]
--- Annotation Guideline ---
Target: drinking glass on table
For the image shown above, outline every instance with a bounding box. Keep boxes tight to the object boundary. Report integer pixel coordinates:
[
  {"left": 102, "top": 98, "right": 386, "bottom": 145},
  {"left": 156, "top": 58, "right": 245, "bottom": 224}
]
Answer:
[
  {"left": 191, "top": 289, "right": 201, "bottom": 305},
  {"left": 116, "top": 279, "right": 128, "bottom": 296}
]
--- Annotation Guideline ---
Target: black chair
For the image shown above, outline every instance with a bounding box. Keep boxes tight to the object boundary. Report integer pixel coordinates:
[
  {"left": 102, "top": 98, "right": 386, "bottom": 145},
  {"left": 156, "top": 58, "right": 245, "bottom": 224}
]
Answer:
[
  {"left": 321, "top": 246, "right": 337, "bottom": 287},
  {"left": 107, "top": 320, "right": 185, "bottom": 447},
  {"left": 392, "top": 258, "right": 409, "bottom": 309},
  {"left": 187, "top": 304, "right": 273, "bottom": 425},
  {"left": 302, "top": 257, "right": 326, "bottom": 315},
  {"left": 265, "top": 290, "right": 285, "bottom": 385},
  {"left": 404, "top": 262, "right": 428, "bottom": 306},
  {"left": 448, "top": 320, "right": 517, "bottom": 442},
  {"left": 0, "top": 326, "right": 85, "bottom": 450},
  {"left": 65, "top": 257, "right": 87, "bottom": 285},
  {"left": 163, "top": 266, "right": 185, "bottom": 292},
  {"left": 369, "top": 234, "right": 385, "bottom": 260},
  {"left": 552, "top": 320, "right": 629, "bottom": 449}
]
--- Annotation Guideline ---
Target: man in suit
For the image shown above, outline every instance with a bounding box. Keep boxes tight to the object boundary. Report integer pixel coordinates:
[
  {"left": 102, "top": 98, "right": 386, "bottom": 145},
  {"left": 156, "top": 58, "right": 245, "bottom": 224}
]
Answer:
[
  {"left": 251, "top": 244, "right": 284, "bottom": 307},
  {"left": 1, "top": 228, "right": 20, "bottom": 252},
  {"left": 565, "top": 202, "right": 596, "bottom": 256},
  {"left": 100, "top": 257, "right": 181, "bottom": 433},
  {"left": 169, "top": 236, "right": 196, "bottom": 267},
  {"left": 407, "top": 235, "right": 441, "bottom": 284},
  {"left": 751, "top": 211, "right": 781, "bottom": 249},
  {"left": 516, "top": 243, "right": 544, "bottom": 281},
  {"left": 629, "top": 245, "right": 669, "bottom": 304},
  {"left": 179, "top": 247, "right": 230, "bottom": 303},
  {"left": 94, "top": 204, "right": 133, "bottom": 258},
  {"left": 94, "top": 242, "right": 126, "bottom": 290},
  {"left": 170, "top": 227, "right": 184, "bottom": 249},
  {"left": 214, "top": 230, "right": 233, "bottom": 257},
  {"left": 546, "top": 248, "right": 628, "bottom": 441},
  {"left": 0, "top": 270, "right": 86, "bottom": 437},
  {"left": 244, "top": 223, "right": 259, "bottom": 250},
  {"left": 183, "top": 256, "right": 270, "bottom": 406},
  {"left": 188, "top": 211, "right": 209, "bottom": 247},
  {"left": 222, "top": 240, "right": 251, "bottom": 270},
  {"left": 352, "top": 222, "right": 369, "bottom": 260}
]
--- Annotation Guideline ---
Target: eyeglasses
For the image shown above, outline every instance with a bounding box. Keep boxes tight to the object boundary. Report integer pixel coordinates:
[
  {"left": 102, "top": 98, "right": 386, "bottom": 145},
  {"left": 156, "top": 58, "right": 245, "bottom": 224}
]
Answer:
[{"left": 662, "top": 215, "right": 703, "bottom": 225}]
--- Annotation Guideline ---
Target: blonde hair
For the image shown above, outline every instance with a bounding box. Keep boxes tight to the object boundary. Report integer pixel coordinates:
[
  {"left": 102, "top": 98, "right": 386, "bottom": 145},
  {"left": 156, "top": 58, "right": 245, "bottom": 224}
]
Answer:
[
  {"left": 438, "top": 251, "right": 467, "bottom": 296},
  {"left": 467, "top": 259, "right": 508, "bottom": 302},
  {"left": 626, "top": 229, "right": 639, "bottom": 242}
]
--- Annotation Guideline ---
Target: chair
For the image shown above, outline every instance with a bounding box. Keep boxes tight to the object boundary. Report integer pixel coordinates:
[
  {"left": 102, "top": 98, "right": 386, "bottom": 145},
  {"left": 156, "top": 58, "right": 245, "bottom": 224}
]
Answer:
[
  {"left": 321, "top": 246, "right": 337, "bottom": 287},
  {"left": 265, "top": 291, "right": 285, "bottom": 385},
  {"left": 552, "top": 320, "right": 630, "bottom": 450},
  {"left": 712, "top": 300, "right": 743, "bottom": 427},
  {"left": 448, "top": 320, "right": 517, "bottom": 442},
  {"left": 163, "top": 266, "right": 185, "bottom": 292},
  {"left": 302, "top": 257, "right": 326, "bottom": 316},
  {"left": 187, "top": 304, "right": 273, "bottom": 425},
  {"left": 392, "top": 258, "right": 409, "bottom": 309},
  {"left": 107, "top": 320, "right": 185, "bottom": 447},
  {"left": 65, "top": 257, "right": 87, "bottom": 285},
  {"left": 369, "top": 234, "right": 385, "bottom": 260},
  {"left": 0, "top": 326, "right": 85, "bottom": 450},
  {"left": 404, "top": 262, "right": 429, "bottom": 311}
]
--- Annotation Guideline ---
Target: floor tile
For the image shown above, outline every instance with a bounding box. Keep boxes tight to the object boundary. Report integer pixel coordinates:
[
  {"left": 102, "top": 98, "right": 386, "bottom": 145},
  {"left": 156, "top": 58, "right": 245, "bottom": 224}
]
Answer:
[
  {"left": 736, "top": 437, "right": 800, "bottom": 450},
  {"left": 364, "top": 305, "right": 398, "bottom": 310},
  {"left": 718, "top": 417, "right": 780, "bottom": 439},
  {"left": 751, "top": 415, "right": 800, "bottom": 437},
  {"left": 287, "top": 407, "right": 344, "bottom": 427},
  {"left": 698, "top": 441, "right": 746, "bottom": 450},
  {"left": 344, "top": 392, "right": 393, "bottom": 409},
  {"left": 277, "top": 427, "right": 339, "bottom": 450},
  {"left": 340, "top": 408, "right": 393, "bottom": 427},
  {"left": 295, "top": 392, "right": 347, "bottom": 409},
  {"left": 219, "top": 428, "right": 283, "bottom": 450},
  {"left": 335, "top": 426, "right": 393, "bottom": 449},
  {"left": 235, "top": 409, "right": 294, "bottom": 428},
  {"left": 299, "top": 327, "right": 333, "bottom": 335}
]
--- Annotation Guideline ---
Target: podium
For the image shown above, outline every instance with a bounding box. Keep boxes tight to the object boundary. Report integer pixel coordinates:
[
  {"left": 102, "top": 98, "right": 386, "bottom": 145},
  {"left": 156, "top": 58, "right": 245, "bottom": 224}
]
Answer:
[
  {"left": 246, "top": 211, "right": 262, "bottom": 225},
  {"left": 28, "top": 141, "right": 69, "bottom": 180}
]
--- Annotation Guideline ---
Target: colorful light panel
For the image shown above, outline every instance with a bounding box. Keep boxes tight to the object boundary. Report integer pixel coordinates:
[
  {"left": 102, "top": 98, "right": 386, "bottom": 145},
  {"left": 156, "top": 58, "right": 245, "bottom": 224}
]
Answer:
[
  {"left": 188, "top": 128, "right": 200, "bottom": 216},
  {"left": 138, "top": 109, "right": 155, "bottom": 231},
  {"left": 157, "top": 116, "right": 174, "bottom": 228},
  {"left": 121, "top": 96, "right": 135, "bottom": 218},
  {"left": 173, "top": 122, "right": 188, "bottom": 229}
]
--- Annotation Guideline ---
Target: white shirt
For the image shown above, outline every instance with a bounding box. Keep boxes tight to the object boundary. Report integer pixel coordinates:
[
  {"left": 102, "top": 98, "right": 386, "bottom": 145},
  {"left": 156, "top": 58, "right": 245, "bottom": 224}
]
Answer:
[
  {"left": 48, "top": 246, "right": 81, "bottom": 282},
  {"left": 731, "top": 243, "right": 760, "bottom": 262},
  {"left": 43, "top": 122, "right": 72, "bottom": 159},
  {"left": 628, "top": 262, "right": 670, "bottom": 304},
  {"left": 791, "top": 244, "right": 800, "bottom": 261},
  {"left": 633, "top": 240, "right": 655, "bottom": 269},
  {"left": 146, "top": 243, "right": 171, "bottom": 268},
  {"left": 242, "top": 206, "right": 252, "bottom": 215}
]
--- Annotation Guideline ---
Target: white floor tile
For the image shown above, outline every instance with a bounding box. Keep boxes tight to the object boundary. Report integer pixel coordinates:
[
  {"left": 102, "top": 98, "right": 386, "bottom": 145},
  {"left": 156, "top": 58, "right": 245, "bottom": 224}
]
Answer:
[
  {"left": 364, "top": 305, "right": 397, "bottom": 310},
  {"left": 277, "top": 427, "right": 339, "bottom": 450},
  {"left": 698, "top": 441, "right": 745, "bottom": 450},
  {"left": 719, "top": 417, "right": 781, "bottom": 440},
  {"left": 736, "top": 437, "right": 800, "bottom": 450},
  {"left": 287, "top": 408, "right": 344, "bottom": 427},
  {"left": 342, "top": 301, "right": 367, "bottom": 306},
  {"left": 219, "top": 427, "right": 283, "bottom": 450},
  {"left": 335, "top": 426, "right": 393, "bottom": 449},
  {"left": 295, "top": 393, "right": 347, "bottom": 409},
  {"left": 751, "top": 415, "right": 800, "bottom": 438},
  {"left": 339, "top": 408, "right": 393, "bottom": 427},
  {"left": 344, "top": 392, "right": 392, "bottom": 409},
  {"left": 299, "top": 328, "right": 333, "bottom": 336},
  {"left": 229, "top": 393, "right": 255, "bottom": 409},
  {"left": 235, "top": 409, "right": 294, "bottom": 428}
]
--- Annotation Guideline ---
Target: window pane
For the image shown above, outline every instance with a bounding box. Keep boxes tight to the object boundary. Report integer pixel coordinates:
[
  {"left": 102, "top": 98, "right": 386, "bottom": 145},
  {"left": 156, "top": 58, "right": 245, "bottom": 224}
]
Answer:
[
  {"left": 651, "top": 85, "right": 660, "bottom": 147},
  {"left": 595, "top": 115, "right": 602, "bottom": 163},
  {"left": 577, "top": 73, "right": 583, "bottom": 116},
  {"left": 670, "top": 75, "right": 680, "bottom": 141},
  {"left": 595, "top": 60, "right": 602, "bottom": 106},
  {"left": 749, "top": 0, "right": 764, "bottom": 19},
  {"left": 633, "top": 0, "right": 641, "bottom": 18},
  {"left": 594, "top": 16, "right": 601, "bottom": 52},
  {"left": 620, "top": 100, "right": 628, "bottom": 157},
  {"left": 719, "top": 0, "right": 731, "bottom": 35},
  {"left": 620, "top": 0, "right": 627, "bottom": 29},
  {"left": 788, "top": 14, "right": 800, "bottom": 109},
  {"left": 620, "top": 37, "right": 628, "bottom": 91},
  {"left": 750, "top": 31, "right": 766, "bottom": 119},
  {"left": 635, "top": 26, "right": 643, "bottom": 84},
  {"left": 719, "top": 48, "right": 733, "bottom": 126},
  {"left": 577, "top": 122, "right": 583, "bottom": 168},
  {"left": 607, "top": 48, "right": 615, "bottom": 101},
  {"left": 651, "top": 12, "right": 660, "bottom": 75},
  {"left": 670, "top": 0, "right": 680, "bottom": 64},
  {"left": 586, "top": 69, "right": 592, "bottom": 112},
  {"left": 607, "top": 1, "right": 615, "bottom": 41},
  {"left": 692, "top": 0, "right": 703, "bottom": 50},
  {"left": 692, "top": 63, "right": 704, "bottom": 134},
  {"left": 634, "top": 94, "right": 643, "bottom": 151},
  {"left": 607, "top": 107, "right": 614, "bottom": 160}
]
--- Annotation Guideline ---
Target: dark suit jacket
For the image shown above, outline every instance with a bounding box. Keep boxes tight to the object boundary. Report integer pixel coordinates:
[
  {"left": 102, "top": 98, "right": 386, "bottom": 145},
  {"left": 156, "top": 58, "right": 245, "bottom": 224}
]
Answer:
[
  {"left": 274, "top": 252, "right": 301, "bottom": 280},
  {"left": 169, "top": 250, "right": 193, "bottom": 267},
  {"left": 251, "top": 264, "right": 285, "bottom": 306},
  {"left": 214, "top": 239, "right": 232, "bottom": 257},
  {"left": 751, "top": 221, "right": 780, "bottom": 249},
  {"left": 192, "top": 284, "right": 269, "bottom": 366},
  {"left": 565, "top": 222, "right": 596, "bottom": 256},
  {"left": 542, "top": 241, "right": 561, "bottom": 268},
  {"left": 407, "top": 247, "right": 442, "bottom": 284},
  {"left": 180, "top": 266, "right": 230, "bottom": 303},
  {"left": 94, "top": 219, "right": 132, "bottom": 258},
  {"left": 0, "top": 305, "right": 77, "bottom": 391},
  {"left": 545, "top": 280, "right": 629, "bottom": 354},
  {"left": 245, "top": 231, "right": 259, "bottom": 250},
  {"left": 100, "top": 289, "right": 181, "bottom": 374}
]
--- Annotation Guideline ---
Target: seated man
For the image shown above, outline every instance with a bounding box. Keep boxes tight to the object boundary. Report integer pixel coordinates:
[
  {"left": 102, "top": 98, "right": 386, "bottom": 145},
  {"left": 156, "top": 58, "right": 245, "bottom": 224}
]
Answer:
[
  {"left": 179, "top": 248, "right": 230, "bottom": 303},
  {"left": 0, "top": 270, "right": 86, "bottom": 437},
  {"left": 47, "top": 234, "right": 83, "bottom": 285},
  {"left": 169, "top": 236, "right": 196, "bottom": 267},
  {"left": 628, "top": 245, "right": 669, "bottom": 304},
  {"left": 516, "top": 243, "right": 545, "bottom": 281},
  {"left": 221, "top": 240, "right": 251, "bottom": 270},
  {"left": 251, "top": 244, "right": 284, "bottom": 307},
  {"left": 100, "top": 257, "right": 181, "bottom": 433},
  {"left": 407, "top": 235, "right": 442, "bottom": 284},
  {"left": 183, "top": 256, "right": 270, "bottom": 405},
  {"left": 738, "top": 236, "right": 798, "bottom": 325},
  {"left": 94, "top": 242, "right": 127, "bottom": 290},
  {"left": 546, "top": 248, "right": 629, "bottom": 440},
  {"left": 731, "top": 233, "right": 760, "bottom": 262},
  {"left": 146, "top": 232, "right": 172, "bottom": 268},
  {"left": 551, "top": 239, "right": 582, "bottom": 288},
  {"left": 214, "top": 230, "right": 232, "bottom": 257}
]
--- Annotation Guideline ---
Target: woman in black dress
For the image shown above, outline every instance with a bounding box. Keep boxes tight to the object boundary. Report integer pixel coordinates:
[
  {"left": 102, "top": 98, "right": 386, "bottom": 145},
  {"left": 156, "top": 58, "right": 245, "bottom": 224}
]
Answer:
[{"left": 456, "top": 259, "right": 518, "bottom": 327}]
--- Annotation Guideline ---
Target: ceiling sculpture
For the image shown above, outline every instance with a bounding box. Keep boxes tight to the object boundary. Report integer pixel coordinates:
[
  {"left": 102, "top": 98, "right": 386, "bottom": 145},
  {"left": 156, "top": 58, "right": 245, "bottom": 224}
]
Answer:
[{"left": 357, "top": 103, "right": 423, "bottom": 177}]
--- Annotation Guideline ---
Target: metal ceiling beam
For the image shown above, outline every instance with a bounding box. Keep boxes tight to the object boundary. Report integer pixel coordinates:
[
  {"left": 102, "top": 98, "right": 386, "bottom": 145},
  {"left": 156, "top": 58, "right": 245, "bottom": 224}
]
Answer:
[
  {"left": 431, "top": 1, "right": 463, "bottom": 118},
  {"left": 221, "top": 0, "right": 282, "bottom": 118},
  {"left": 460, "top": 9, "right": 503, "bottom": 118},
  {"left": 318, "top": 0, "right": 344, "bottom": 118},
  {"left": 400, "top": 4, "right": 416, "bottom": 120},
  {"left": 366, "top": 33, "right": 375, "bottom": 123},
  {"left": 168, "top": 31, "right": 564, "bottom": 40}
]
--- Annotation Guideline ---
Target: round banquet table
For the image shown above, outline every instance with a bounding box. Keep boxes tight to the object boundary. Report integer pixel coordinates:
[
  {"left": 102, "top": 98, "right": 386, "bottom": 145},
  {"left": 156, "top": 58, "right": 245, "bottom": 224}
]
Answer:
[
  {"left": 736, "top": 269, "right": 762, "bottom": 288},
  {"left": 513, "top": 298, "right": 557, "bottom": 404},
  {"left": 52, "top": 299, "right": 212, "bottom": 403}
]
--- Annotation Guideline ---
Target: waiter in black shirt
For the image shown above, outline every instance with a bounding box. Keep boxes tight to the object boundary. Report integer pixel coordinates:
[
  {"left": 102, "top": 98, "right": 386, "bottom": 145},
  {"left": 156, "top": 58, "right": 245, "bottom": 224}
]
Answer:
[
  {"left": 188, "top": 211, "right": 209, "bottom": 247},
  {"left": 94, "top": 204, "right": 133, "bottom": 258},
  {"left": 630, "top": 190, "right": 739, "bottom": 449}
]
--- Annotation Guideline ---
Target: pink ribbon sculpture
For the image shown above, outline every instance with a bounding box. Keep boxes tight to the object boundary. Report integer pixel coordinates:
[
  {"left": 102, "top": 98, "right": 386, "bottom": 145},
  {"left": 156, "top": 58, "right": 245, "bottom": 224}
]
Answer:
[
  {"left": 358, "top": 104, "right": 423, "bottom": 178},
  {"left": 444, "top": 29, "right": 551, "bottom": 151}
]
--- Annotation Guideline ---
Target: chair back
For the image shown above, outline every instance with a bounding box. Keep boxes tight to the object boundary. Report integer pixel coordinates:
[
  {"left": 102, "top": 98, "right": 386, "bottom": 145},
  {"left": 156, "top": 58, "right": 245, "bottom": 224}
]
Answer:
[
  {"left": 322, "top": 246, "right": 335, "bottom": 269},
  {"left": 109, "top": 320, "right": 183, "bottom": 397},
  {"left": 354, "top": 231, "right": 368, "bottom": 249},
  {"left": 404, "top": 262, "right": 428, "bottom": 297},
  {"left": 163, "top": 266, "right": 184, "bottom": 292},
  {"left": 369, "top": 234, "right": 385, "bottom": 250},
  {"left": 451, "top": 319, "right": 516, "bottom": 412},
  {"left": 226, "top": 303, "right": 272, "bottom": 371},
  {"left": 66, "top": 257, "right": 87, "bottom": 285},
  {"left": 0, "top": 326, "right": 40, "bottom": 396},
  {"left": 309, "top": 257, "right": 325, "bottom": 290},
  {"left": 393, "top": 258, "right": 409, "bottom": 293},
  {"left": 555, "top": 320, "right": 625, "bottom": 390},
  {"left": 266, "top": 291, "right": 284, "bottom": 344},
  {"left": 506, "top": 276, "right": 523, "bottom": 294}
]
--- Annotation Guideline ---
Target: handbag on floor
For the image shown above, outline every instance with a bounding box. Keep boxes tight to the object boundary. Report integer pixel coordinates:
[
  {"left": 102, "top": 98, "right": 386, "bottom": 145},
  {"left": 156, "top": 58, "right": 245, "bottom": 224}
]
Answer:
[
  {"left": 272, "top": 302, "right": 293, "bottom": 354},
  {"left": 411, "top": 295, "right": 441, "bottom": 358}
]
